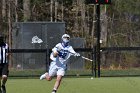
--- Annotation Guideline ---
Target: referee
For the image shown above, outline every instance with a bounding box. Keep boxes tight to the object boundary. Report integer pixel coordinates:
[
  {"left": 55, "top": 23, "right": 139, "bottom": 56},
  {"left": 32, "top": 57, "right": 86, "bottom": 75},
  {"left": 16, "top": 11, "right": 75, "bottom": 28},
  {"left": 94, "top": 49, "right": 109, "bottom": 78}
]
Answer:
[{"left": 0, "top": 35, "right": 9, "bottom": 93}]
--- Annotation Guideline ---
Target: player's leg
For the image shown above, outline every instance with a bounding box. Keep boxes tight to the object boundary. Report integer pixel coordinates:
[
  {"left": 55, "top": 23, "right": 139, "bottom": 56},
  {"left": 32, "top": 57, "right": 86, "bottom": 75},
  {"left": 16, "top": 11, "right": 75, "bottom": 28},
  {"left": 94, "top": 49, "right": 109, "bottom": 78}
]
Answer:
[
  {"left": 40, "top": 72, "right": 49, "bottom": 80},
  {"left": 40, "top": 72, "right": 53, "bottom": 81},
  {"left": 1, "top": 64, "right": 9, "bottom": 93},
  {"left": 0, "top": 65, "right": 2, "bottom": 93},
  {"left": 40, "top": 62, "right": 56, "bottom": 81},
  {"left": 1, "top": 75, "right": 7, "bottom": 93},
  {"left": 51, "top": 68, "right": 65, "bottom": 93},
  {"left": 52, "top": 75, "right": 63, "bottom": 93}
]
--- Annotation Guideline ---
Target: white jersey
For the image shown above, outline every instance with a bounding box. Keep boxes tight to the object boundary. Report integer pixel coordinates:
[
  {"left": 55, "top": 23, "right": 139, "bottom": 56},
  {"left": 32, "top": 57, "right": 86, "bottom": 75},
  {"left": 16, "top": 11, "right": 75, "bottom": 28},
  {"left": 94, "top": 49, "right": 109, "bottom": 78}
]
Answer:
[
  {"left": 50, "top": 43, "right": 76, "bottom": 67},
  {"left": 0, "top": 43, "right": 8, "bottom": 63}
]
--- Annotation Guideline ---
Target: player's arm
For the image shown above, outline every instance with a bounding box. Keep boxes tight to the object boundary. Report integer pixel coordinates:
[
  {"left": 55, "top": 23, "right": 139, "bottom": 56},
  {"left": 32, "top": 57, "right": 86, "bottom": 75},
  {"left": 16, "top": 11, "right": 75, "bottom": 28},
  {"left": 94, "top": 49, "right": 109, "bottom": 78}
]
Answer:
[
  {"left": 52, "top": 47, "right": 59, "bottom": 57},
  {"left": 52, "top": 44, "right": 62, "bottom": 57},
  {"left": 6, "top": 44, "right": 9, "bottom": 57},
  {"left": 50, "top": 46, "right": 60, "bottom": 61},
  {"left": 69, "top": 46, "right": 80, "bottom": 57},
  {"left": 53, "top": 51, "right": 58, "bottom": 57}
]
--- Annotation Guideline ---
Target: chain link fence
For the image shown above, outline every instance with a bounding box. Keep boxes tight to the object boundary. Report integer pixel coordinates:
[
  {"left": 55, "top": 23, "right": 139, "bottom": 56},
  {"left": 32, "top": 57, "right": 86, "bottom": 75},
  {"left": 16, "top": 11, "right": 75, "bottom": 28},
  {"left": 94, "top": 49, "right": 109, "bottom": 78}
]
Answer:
[{"left": 10, "top": 22, "right": 94, "bottom": 77}]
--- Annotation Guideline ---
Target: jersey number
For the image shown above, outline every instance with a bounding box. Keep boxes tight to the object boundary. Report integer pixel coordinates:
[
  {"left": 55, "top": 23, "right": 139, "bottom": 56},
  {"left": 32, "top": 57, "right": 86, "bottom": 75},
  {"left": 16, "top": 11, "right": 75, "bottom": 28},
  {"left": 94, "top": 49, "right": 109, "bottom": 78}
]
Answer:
[{"left": 58, "top": 50, "right": 68, "bottom": 59}]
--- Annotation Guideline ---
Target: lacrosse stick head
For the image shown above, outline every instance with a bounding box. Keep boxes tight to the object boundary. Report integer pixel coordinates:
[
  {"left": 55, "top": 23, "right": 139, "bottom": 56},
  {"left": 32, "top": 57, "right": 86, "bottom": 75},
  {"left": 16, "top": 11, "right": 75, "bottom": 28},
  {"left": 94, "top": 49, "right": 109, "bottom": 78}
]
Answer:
[{"left": 61, "top": 34, "right": 70, "bottom": 47}]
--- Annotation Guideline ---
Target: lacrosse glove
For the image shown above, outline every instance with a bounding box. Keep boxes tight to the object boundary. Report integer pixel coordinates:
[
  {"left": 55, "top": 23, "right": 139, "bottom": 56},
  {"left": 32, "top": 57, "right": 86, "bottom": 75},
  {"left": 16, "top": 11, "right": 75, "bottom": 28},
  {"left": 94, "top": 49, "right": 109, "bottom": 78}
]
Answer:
[{"left": 74, "top": 53, "right": 80, "bottom": 57}]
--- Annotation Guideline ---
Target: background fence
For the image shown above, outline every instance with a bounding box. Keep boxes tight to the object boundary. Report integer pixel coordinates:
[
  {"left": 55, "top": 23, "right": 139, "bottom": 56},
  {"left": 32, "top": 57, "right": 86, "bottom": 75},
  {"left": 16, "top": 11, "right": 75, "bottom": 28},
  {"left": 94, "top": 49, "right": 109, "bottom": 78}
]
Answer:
[
  {"left": 9, "top": 21, "right": 140, "bottom": 78},
  {"left": 100, "top": 47, "right": 140, "bottom": 77},
  {"left": 8, "top": 47, "right": 140, "bottom": 77},
  {"left": 10, "top": 22, "right": 93, "bottom": 77},
  {"left": 9, "top": 48, "right": 94, "bottom": 77}
]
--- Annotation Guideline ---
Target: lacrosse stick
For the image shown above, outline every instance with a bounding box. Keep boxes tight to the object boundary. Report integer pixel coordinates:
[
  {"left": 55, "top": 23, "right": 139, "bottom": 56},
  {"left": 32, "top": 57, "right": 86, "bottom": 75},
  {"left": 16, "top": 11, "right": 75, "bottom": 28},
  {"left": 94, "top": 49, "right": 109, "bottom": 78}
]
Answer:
[
  {"left": 70, "top": 52, "right": 93, "bottom": 62},
  {"left": 80, "top": 56, "right": 93, "bottom": 62},
  {"left": 69, "top": 52, "right": 93, "bottom": 61}
]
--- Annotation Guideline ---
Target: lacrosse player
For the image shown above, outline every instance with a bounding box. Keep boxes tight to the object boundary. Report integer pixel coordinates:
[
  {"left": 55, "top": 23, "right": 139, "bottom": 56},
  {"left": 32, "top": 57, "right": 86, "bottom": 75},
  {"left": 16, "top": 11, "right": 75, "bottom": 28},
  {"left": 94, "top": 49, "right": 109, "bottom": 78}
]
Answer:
[
  {"left": 0, "top": 35, "right": 9, "bottom": 93},
  {"left": 40, "top": 34, "right": 80, "bottom": 93}
]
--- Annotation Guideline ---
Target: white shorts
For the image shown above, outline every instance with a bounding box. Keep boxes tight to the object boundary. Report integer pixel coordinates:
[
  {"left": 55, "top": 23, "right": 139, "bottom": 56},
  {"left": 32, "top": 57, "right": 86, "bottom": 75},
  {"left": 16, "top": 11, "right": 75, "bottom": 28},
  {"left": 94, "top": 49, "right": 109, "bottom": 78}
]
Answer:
[{"left": 48, "top": 62, "right": 66, "bottom": 76}]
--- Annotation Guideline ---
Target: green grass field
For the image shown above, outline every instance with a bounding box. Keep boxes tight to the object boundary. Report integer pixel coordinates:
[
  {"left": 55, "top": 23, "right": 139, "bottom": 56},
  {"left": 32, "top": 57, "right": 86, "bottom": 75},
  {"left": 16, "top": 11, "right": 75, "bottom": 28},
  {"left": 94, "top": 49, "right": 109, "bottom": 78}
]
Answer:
[{"left": 7, "top": 77, "right": 140, "bottom": 93}]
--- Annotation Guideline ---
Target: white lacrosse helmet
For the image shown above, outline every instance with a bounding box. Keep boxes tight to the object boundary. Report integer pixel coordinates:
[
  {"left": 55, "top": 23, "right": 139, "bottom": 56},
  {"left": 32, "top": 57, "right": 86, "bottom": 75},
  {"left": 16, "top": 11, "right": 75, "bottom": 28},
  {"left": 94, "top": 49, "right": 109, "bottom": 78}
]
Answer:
[
  {"left": 61, "top": 34, "right": 70, "bottom": 47},
  {"left": 62, "top": 34, "right": 70, "bottom": 39}
]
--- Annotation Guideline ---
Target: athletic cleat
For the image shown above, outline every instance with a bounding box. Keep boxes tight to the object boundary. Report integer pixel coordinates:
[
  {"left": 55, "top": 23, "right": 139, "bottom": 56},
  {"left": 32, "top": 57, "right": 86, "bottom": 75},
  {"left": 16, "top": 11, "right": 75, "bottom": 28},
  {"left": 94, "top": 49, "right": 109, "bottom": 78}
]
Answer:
[
  {"left": 51, "top": 90, "right": 57, "bottom": 93},
  {"left": 40, "top": 73, "right": 48, "bottom": 80},
  {"left": 1, "top": 85, "right": 6, "bottom": 93}
]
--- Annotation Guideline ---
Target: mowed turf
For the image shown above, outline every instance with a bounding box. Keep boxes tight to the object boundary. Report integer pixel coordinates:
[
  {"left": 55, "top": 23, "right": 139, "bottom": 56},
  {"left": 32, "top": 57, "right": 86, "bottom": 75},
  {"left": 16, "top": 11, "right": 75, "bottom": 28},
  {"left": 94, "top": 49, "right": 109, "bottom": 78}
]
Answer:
[{"left": 7, "top": 77, "right": 140, "bottom": 93}]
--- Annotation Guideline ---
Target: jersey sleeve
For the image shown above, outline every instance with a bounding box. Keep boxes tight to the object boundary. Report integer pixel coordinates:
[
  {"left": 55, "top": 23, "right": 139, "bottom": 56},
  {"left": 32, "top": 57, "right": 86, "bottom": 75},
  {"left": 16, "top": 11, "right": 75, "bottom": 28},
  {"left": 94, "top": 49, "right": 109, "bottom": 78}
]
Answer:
[
  {"left": 50, "top": 43, "right": 60, "bottom": 61},
  {"left": 52, "top": 43, "right": 60, "bottom": 53},
  {"left": 69, "top": 46, "right": 76, "bottom": 54}
]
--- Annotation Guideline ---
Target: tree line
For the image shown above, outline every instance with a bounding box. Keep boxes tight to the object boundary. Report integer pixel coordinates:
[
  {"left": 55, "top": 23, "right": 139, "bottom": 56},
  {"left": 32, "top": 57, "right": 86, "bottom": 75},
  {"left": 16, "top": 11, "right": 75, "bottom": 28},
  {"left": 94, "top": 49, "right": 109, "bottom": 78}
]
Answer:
[{"left": 0, "top": 0, "right": 140, "bottom": 69}]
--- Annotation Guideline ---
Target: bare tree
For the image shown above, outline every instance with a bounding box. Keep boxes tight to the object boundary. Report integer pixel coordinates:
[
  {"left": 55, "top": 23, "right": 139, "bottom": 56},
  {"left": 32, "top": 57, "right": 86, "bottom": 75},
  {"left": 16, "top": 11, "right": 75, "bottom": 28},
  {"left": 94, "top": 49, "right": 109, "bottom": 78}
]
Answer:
[
  {"left": 0, "top": 0, "right": 2, "bottom": 33},
  {"left": 8, "top": 0, "right": 12, "bottom": 47},
  {"left": 61, "top": 1, "right": 64, "bottom": 21},
  {"left": 2, "top": 0, "right": 6, "bottom": 18},
  {"left": 100, "top": 5, "right": 108, "bottom": 46},
  {"left": 23, "top": 0, "right": 31, "bottom": 21},
  {"left": 80, "top": 0, "right": 86, "bottom": 37},
  {"left": 50, "top": 0, "right": 53, "bottom": 22},
  {"left": 74, "top": 1, "right": 79, "bottom": 34},
  {"left": 15, "top": 0, "right": 18, "bottom": 22},
  {"left": 54, "top": 0, "right": 58, "bottom": 22}
]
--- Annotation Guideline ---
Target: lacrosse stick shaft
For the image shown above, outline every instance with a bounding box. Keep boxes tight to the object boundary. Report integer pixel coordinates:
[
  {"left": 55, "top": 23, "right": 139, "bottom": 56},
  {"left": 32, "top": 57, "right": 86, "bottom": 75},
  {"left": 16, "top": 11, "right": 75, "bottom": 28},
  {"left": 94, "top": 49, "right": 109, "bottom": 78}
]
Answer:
[
  {"left": 68, "top": 51, "right": 93, "bottom": 62},
  {"left": 81, "top": 56, "right": 93, "bottom": 62}
]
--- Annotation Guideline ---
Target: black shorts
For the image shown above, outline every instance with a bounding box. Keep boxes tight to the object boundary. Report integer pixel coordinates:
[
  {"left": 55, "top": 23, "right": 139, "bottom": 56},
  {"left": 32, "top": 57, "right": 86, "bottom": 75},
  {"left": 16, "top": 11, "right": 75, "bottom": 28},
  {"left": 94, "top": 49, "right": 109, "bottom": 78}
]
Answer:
[{"left": 0, "top": 63, "right": 9, "bottom": 76}]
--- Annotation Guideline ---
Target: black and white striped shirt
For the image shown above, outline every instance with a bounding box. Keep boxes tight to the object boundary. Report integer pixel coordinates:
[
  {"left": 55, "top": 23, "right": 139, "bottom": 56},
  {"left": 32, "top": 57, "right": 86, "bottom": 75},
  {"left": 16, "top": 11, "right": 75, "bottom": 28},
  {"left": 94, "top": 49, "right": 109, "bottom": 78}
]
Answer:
[{"left": 0, "top": 43, "right": 8, "bottom": 64}]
